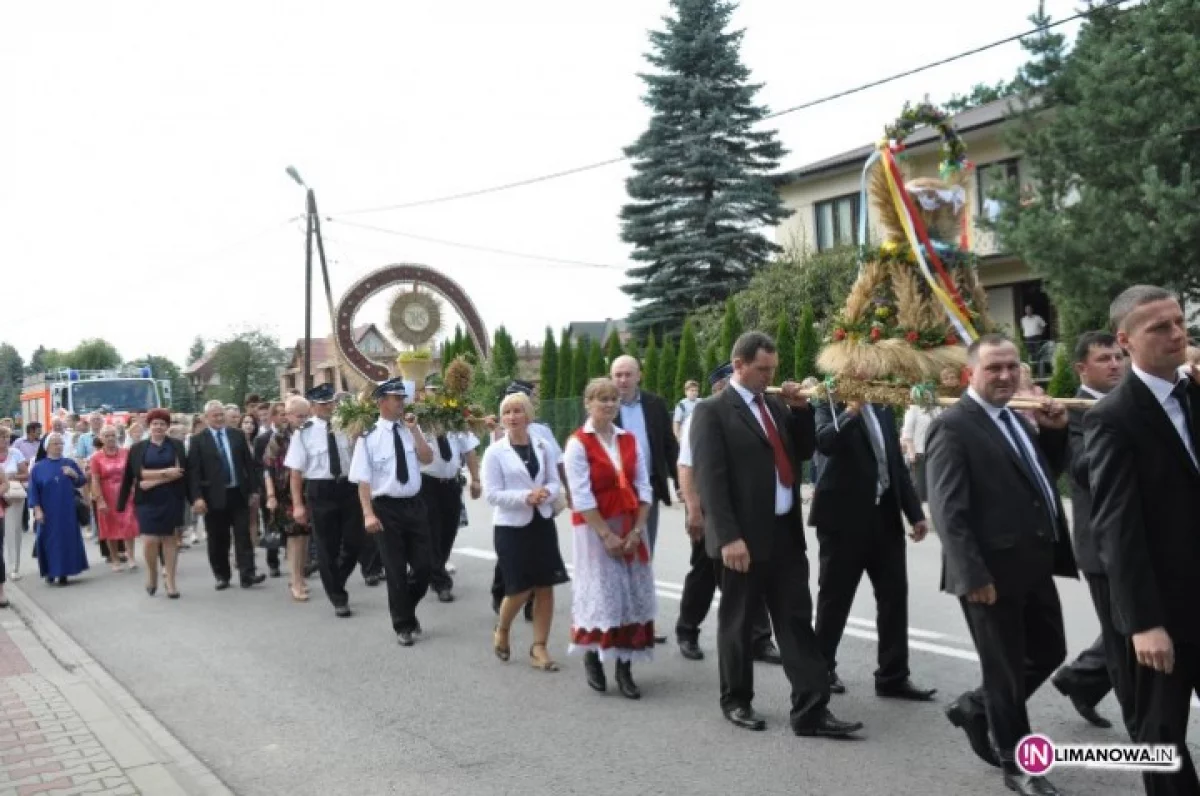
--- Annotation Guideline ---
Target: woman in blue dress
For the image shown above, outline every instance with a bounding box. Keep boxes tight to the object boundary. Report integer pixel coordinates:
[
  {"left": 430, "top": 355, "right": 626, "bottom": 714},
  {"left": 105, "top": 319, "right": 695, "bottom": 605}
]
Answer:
[{"left": 27, "top": 433, "right": 89, "bottom": 585}]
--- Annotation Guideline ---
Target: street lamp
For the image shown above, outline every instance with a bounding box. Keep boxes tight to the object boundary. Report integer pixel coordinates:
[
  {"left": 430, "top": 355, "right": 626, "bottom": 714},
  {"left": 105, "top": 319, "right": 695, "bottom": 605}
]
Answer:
[{"left": 285, "top": 165, "right": 337, "bottom": 394}]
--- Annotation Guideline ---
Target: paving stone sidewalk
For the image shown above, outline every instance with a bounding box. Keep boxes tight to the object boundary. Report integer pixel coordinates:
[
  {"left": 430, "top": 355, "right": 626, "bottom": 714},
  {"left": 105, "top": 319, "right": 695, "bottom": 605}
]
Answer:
[{"left": 0, "top": 587, "right": 233, "bottom": 796}]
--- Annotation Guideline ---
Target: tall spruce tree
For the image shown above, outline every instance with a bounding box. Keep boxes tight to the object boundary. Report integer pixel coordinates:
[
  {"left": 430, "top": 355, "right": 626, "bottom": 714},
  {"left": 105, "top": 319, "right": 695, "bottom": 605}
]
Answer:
[
  {"left": 719, "top": 298, "right": 743, "bottom": 359},
  {"left": 773, "top": 312, "right": 796, "bottom": 384},
  {"left": 702, "top": 339, "right": 720, "bottom": 394},
  {"left": 619, "top": 0, "right": 789, "bottom": 336},
  {"left": 603, "top": 330, "right": 624, "bottom": 367},
  {"left": 794, "top": 304, "right": 819, "bottom": 379},
  {"left": 994, "top": 0, "right": 1200, "bottom": 330},
  {"left": 587, "top": 339, "right": 606, "bottom": 378},
  {"left": 556, "top": 330, "right": 574, "bottom": 400},
  {"left": 539, "top": 328, "right": 558, "bottom": 400},
  {"left": 657, "top": 339, "right": 678, "bottom": 401},
  {"left": 675, "top": 320, "right": 703, "bottom": 399},
  {"left": 642, "top": 332, "right": 660, "bottom": 392},
  {"left": 571, "top": 336, "right": 591, "bottom": 395}
]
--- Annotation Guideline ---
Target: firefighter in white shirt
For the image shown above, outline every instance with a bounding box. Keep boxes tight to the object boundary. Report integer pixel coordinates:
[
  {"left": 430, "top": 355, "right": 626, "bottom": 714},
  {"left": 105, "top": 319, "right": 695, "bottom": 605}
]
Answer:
[
  {"left": 284, "top": 384, "right": 362, "bottom": 619},
  {"left": 347, "top": 378, "right": 435, "bottom": 647}
]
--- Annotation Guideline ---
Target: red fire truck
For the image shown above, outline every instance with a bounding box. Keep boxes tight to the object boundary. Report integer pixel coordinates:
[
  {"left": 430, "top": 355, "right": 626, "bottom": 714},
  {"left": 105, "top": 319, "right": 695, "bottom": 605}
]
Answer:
[{"left": 19, "top": 367, "right": 171, "bottom": 427}]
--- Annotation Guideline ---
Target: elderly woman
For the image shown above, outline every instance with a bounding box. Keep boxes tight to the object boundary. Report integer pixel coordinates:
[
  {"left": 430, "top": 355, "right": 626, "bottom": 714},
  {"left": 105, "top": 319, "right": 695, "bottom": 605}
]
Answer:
[
  {"left": 27, "top": 434, "right": 89, "bottom": 585},
  {"left": 0, "top": 428, "right": 30, "bottom": 603},
  {"left": 118, "top": 409, "right": 188, "bottom": 597},
  {"left": 483, "top": 390, "right": 569, "bottom": 671},
  {"left": 263, "top": 399, "right": 311, "bottom": 602},
  {"left": 564, "top": 377, "right": 656, "bottom": 699},
  {"left": 90, "top": 426, "right": 140, "bottom": 572}
]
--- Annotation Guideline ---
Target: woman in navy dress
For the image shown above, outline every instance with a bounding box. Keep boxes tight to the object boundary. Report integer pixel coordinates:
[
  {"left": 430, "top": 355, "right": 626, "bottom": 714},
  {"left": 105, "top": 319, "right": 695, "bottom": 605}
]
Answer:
[
  {"left": 27, "top": 433, "right": 89, "bottom": 585},
  {"left": 118, "top": 409, "right": 189, "bottom": 598}
]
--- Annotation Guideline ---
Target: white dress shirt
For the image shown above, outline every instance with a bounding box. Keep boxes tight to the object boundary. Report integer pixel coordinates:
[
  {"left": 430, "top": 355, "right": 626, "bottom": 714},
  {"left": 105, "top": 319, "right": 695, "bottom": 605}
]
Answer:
[
  {"left": 677, "top": 413, "right": 694, "bottom": 468},
  {"left": 208, "top": 426, "right": 238, "bottom": 487},
  {"left": 729, "top": 379, "right": 794, "bottom": 516},
  {"left": 563, "top": 419, "right": 653, "bottom": 517},
  {"left": 347, "top": 418, "right": 423, "bottom": 498},
  {"left": 284, "top": 417, "right": 352, "bottom": 481},
  {"left": 1131, "top": 364, "right": 1198, "bottom": 468},
  {"left": 422, "top": 431, "right": 480, "bottom": 480},
  {"left": 966, "top": 387, "right": 1056, "bottom": 503},
  {"left": 481, "top": 433, "right": 561, "bottom": 526}
]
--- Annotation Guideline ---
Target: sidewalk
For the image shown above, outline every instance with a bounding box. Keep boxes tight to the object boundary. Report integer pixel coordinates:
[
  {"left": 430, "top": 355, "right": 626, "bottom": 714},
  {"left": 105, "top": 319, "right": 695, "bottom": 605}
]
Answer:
[{"left": 0, "top": 586, "right": 233, "bottom": 796}]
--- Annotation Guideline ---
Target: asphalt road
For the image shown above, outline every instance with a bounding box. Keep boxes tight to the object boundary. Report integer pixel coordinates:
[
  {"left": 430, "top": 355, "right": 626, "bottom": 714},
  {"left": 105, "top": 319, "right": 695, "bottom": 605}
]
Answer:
[{"left": 13, "top": 492, "right": 1198, "bottom": 796}]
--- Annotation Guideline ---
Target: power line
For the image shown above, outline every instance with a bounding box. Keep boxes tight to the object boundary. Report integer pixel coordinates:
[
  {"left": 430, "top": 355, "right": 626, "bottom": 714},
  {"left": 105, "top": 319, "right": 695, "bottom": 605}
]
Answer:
[
  {"left": 334, "top": 0, "right": 1134, "bottom": 217},
  {"left": 324, "top": 217, "right": 626, "bottom": 270}
]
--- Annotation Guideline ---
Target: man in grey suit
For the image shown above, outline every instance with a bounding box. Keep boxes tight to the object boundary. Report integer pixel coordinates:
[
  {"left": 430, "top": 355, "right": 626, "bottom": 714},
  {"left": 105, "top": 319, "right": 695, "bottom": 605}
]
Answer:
[
  {"left": 692, "top": 331, "right": 862, "bottom": 738},
  {"left": 926, "top": 333, "right": 1076, "bottom": 796},
  {"left": 1050, "top": 330, "right": 1132, "bottom": 731}
]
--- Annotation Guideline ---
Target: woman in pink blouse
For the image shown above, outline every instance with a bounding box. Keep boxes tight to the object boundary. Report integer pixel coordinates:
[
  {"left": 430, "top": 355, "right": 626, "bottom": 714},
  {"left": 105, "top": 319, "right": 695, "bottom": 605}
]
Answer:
[{"left": 90, "top": 426, "right": 140, "bottom": 571}]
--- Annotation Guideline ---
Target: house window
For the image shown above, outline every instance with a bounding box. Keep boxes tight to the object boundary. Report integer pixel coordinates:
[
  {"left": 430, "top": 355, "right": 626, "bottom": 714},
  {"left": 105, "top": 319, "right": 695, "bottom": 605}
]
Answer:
[
  {"left": 814, "top": 194, "right": 860, "bottom": 251},
  {"left": 977, "top": 158, "right": 1020, "bottom": 222},
  {"left": 361, "top": 333, "right": 383, "bottom": 355}
]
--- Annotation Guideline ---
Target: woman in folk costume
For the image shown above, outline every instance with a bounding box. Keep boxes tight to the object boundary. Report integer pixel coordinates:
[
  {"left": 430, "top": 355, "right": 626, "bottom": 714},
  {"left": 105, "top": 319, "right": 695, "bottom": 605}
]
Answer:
[{"left": 564, "top": 377, "right": 656, "bottom": 700}]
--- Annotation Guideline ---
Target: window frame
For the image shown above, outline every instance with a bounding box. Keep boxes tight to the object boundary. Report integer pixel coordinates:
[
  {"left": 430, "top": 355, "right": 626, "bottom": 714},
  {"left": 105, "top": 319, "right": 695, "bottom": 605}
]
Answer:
[{"left": 813, "top": 192, "right": 861, "bottom": 252}]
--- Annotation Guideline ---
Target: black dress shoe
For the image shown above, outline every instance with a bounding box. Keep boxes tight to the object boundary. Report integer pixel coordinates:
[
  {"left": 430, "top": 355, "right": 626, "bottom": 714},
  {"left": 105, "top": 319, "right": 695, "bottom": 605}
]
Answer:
[
  {"left": 396, "top": 630, "right": 415, "bottom": 646},
  {"left": 678, "top": 638, "right": 704, "bottom": 661},
  {"left": 334, "top": 605, "right": 352, "bottom": 618},
  {"left": 1003, "top": 768, "right": 1061, "bottom": 795},
  {"left": 241, "top": 573, "right": 266, "bottom": 588},
  {"left": 214, "top": 580, "right": 230, "bottom": 591},
  {"left": 269, "top": 567, "right": 282, "bottom": 578},
  {"left": 1051, "top": 674, "right": 1111, "bottom": 728},
  {"left": 876, "top": 680, "right": 938, "bottom": 701},
  {"left": 792, "top": 709, "right": 863, "bottom": 738},
  {"left": 945, "top": 699, "right": 1000, "bottom": 768},
  {"left": 615, "top": 660, "right": 641, "bottom": 700},
  {"left": 828, "top": 671, "right": 846, "bottom": 694},
  {"left": 753, "top": 641, "right": 782, "bottom": 665},
  {"left": 583, "top": 651, "right": 606, "bottom": 692},
  {"left": 364, "top": 574, "right": 381, "bottom": 587},
  {"left": 437, "top": 589, "right": 454, "bottom": 603},
  {"left": 722, "top": 706, "right": 766, "bottom": 731}
]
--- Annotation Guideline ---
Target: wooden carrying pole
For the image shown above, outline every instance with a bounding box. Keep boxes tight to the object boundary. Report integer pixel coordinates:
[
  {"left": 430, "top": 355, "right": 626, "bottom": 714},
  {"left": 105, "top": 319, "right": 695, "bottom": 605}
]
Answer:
[{"left": 764, "top": 386, "right": 1097, "bottom": 412}]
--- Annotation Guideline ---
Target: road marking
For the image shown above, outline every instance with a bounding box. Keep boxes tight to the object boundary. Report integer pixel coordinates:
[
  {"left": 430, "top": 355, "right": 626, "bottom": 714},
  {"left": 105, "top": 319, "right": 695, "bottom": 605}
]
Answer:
[{"left": 454, "top": 546, "right": 1200, "bottom": 707}]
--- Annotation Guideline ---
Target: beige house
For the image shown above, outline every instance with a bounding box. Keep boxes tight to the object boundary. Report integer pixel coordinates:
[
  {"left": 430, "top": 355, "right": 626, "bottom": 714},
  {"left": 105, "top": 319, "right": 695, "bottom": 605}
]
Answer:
[
  {"left": 772, "top": 98, "right": 1057, "bottom": 373},
  {"left": 279, "top": 324, "right": 398, "bottom": 396}
]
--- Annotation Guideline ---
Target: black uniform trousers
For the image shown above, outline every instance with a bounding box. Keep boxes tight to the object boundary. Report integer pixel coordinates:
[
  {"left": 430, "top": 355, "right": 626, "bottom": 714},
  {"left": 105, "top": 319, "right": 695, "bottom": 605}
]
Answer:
[
  {"left": 206, "top": 486, "right": 256, "bottom": 584},
  {"left": 814, "top": 491, "right": 911, "bottom": 687},
  {"left": 1128, "top": 637, "right": 1200, "bottom": 796},
  {"left": 717, "top": 515, "right": 830, "bottom": 728},
  {"left": 419, "top": 475, "right": 462, "bottom": 593},
  {"left": 306, "top": 478, "right": 364, "bottom": 608},
  {"left": 677, "top": 536, "right": 772, "bottom": 648},
  {"left": 957, "top": 549, "right": 1066, "bottom": 762},
  {"left": 1056, "top": 572, "right": 1135, "bottom": 734},
  {"left": 371, "top": 495, "right": 433, "bottom": 634}
]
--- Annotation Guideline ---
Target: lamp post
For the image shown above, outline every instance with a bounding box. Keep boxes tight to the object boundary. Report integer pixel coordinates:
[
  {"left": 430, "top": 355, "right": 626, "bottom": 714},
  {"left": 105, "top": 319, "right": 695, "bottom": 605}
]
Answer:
[{"left": 286, "top": 166, "right": 340, "bottom": 394}]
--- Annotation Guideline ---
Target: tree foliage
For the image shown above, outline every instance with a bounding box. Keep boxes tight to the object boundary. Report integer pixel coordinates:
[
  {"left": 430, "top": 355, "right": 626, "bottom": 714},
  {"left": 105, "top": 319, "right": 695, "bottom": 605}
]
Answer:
[
  {"left": 63, "top": 339, "right": 122, "bottom": 371},
  {"left": 0, "top": 343, "right": 23, "bottom": 418},
  {"left": 211, "top": 329, "right": 287, "bottom": 407},
  {"left": 657, "top": 338, "right": 678, "bottom": 402},
  {"left": 941, "top": 80, "right": 1014, "bottom": 114},
  {"left": 675, "top": 319, "right": 703, "bottom": 398},
  {"left": 555, "top": 329, "right": 573, "bottom": 400},
  {"left": 773, "top": 312, "right": 796, "bottom": 384},
  {"left": 587, "top": 338, "right": 606, "bottom": 379},
  {"left": 603, "top": 330, "right": 624, "bottom": 366},
  {"left": 619, "top": 0, "right": 789, "bottom": 336},
  {"left": 794, "top": 304, "right": 819, "bottom": 380},
  {"left": 993, "top": 0, "right": 1200, "bottom": 331},
  {"left": 187, "top": 337, "right": 206, "bottom": 366},
  {"left": 642, "top": 332, "right": 660, "bottom": 394},
  {"left": 539, "top": 327, "right": 558, "bottom": 400},
  {"left": 491, "top": 327, "right": 519, "bottom": 381}
]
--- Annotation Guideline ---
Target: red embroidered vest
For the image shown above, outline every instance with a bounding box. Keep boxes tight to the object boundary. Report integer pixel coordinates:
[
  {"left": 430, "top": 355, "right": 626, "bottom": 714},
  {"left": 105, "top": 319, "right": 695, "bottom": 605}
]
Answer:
[{"left": 570, "top": 429, "right": 647, "bottom": 563}]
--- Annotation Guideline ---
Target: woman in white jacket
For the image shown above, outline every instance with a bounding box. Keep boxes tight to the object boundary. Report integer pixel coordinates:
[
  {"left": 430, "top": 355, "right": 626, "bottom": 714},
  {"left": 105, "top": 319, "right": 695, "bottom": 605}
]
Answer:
[{"left": 482, "top": 391, "right": 569, "bottom": 672}]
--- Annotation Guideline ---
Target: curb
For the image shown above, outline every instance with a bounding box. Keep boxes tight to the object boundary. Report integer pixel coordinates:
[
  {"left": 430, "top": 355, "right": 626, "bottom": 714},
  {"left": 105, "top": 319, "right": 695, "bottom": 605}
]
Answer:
[{"left": 5, "top": 583, "right": 236, "bottom": 796}]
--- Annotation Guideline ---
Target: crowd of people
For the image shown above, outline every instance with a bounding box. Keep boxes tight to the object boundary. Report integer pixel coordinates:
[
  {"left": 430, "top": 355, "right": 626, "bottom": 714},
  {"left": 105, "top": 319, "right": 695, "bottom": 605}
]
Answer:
[{"left": 0, "top": 284, "right": 1198, "bottom": 796}]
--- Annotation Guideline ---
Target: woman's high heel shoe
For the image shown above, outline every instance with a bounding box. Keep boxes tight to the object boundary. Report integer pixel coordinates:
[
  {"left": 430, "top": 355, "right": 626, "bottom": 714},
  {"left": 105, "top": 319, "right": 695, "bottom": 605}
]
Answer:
[
  {"left": 493, "top": 625, "right": 511, "bottom": 662},
  {"left": 145, "top": 585, "right": 157, "bottom": 597},
  {"left": 529, "top": 643, "right": 560, "bottom": 672}
]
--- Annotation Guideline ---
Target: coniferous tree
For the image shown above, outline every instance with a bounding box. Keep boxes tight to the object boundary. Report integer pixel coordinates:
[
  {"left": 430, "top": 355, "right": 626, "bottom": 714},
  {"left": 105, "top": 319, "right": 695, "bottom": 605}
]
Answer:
[
  {"left": 702, "top": 338, "right": 720, "bottom": 394},
  {"left": 186, "top": 337, "right": 206, "bottom": 366},
  {"left": 675, "top": 319, "right": 703, "bottom": 399},
  {"left": 719, "top": 298, "right": 743, "bottom": 359},
  {"left": 619, "top": 0, "right": 789, "bottom": 336},
  {"left": 774, "top": 312, "right": 796, "bottom": 384},
  {"left": 642, "top": 332, "right": 660, "bottom": 394},
  {"left": 492, "top": 327, "right": 518, "bottom": 380},
  {"left": 556, "top": 330, "right": 574, "bottom": 400},
  {"left": 450, "top": 326, "right": 465, "bottom": 364},
  {"left": 657, "top": 339, "right": 678, "bottom": 401},
  {"left": 603, "top": 330, "right": 624, "bottom": 367},
  {"left": 587, "top": 338, "right": 606, "bottom": 379},
  {"left": 461, "top": 330, "right": 478, "bottom": 363},
  {"left": 571, "top": 336, "right": 591, "bottom": 395},
  {"left": 539, "top": 328, "right": 558, "bottom": 400},
  {"left": 625, "top": 336, "right": 641, "bottom": 363},
  {"left": 794, "top": 304, "right": 819, "bottom": 380},
  {"left": 1046, "top": 344, "right": 1079, "bottom": 398}
]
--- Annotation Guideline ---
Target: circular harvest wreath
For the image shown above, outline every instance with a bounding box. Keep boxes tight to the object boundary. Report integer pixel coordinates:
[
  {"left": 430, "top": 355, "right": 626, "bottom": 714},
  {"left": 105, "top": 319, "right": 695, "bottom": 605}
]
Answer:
[
  {"left": 883, "top": 101, "right": 969, "bottom": 175},
  {"left": 388, "top": 290, "right": 443, "bottom": 347}
]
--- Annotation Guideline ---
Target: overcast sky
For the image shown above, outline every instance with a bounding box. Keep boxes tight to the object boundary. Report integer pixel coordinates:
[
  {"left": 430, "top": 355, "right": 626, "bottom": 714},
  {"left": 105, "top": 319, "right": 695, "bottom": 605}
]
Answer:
[{"left": 1, "top": 0, "right": 1082, "bottom": 366}]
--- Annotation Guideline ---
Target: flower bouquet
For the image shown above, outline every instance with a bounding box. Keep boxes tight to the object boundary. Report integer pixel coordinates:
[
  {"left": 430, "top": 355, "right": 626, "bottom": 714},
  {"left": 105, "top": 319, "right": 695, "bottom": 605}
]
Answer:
[
  {"left": 409, "top": 356, "right": 489, "bottom": 436},
  {"left": 333, "top": 389, "right": 379, "bottom": 441}
]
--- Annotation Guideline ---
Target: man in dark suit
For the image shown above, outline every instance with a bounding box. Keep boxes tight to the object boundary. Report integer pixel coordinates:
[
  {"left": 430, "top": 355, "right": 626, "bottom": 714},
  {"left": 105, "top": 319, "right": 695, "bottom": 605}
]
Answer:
[
  {"left": 1050, "top": 330, "right": 1131, "bottom": 731},
  {"left": 252, "top": 404, "right": 283, "bottom": 577},
  {"left": 811, "top": 398, "right": 935, "bottom": 700},
  {"left": 692, "top": 331, "right": 862, "bottom": 738},
  {"left": 926, "top": 332, "right": 1076, "bottom": 796},
  {"left": 1086, "top": 285, "right": 1200, "bottom": 796},
  {"left": 189, "top": 399, "right": 266, "bottom": 590}
]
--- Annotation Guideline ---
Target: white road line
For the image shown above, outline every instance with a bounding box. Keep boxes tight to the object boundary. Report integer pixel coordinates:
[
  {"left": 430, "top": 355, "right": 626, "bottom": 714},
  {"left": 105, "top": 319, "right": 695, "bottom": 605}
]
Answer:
[{"left": 455, "top": 546, "right": 1200, "bottom": 707}]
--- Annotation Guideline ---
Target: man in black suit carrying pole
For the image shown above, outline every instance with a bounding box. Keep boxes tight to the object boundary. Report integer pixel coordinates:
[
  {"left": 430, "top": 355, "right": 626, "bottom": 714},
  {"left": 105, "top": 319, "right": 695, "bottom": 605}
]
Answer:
[
  {"left": 692, "top": 331, "right": 862, "bottom": 738},
  {"left": 1050, "top": 330, "right": 1133, "bottom": 732},
  {"left": 189, "top": 399, "right": 267, "bottom": 590},
  {"left": 811, "top": 395, "right": 936, "bottom": 701},
  {"left": 926, "top": 333, "right": 1076, "bottom": 796},
  {"left": 1086, "top": 285, "right": 1200, "bottom": 796}
]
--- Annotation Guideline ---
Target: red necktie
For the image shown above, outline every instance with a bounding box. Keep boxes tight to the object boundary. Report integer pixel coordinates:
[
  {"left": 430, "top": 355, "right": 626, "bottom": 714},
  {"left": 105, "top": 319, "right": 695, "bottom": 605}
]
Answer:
[{"left": 754, "top": 394, "right": 794, "bottom": 488}]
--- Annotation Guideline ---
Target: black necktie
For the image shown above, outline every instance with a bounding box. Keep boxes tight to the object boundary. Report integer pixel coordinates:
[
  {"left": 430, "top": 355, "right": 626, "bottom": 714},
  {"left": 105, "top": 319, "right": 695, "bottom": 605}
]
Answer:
[
  {"left": 997, "top": 409, "right": 1057, "bottom": 532},
  {"left": 436, "top": 434, "right": 452, "bottom": 461},
  {"left": 328, "top": 430, "right": 342, "bottom": 478},
  {"left": 392, "top": 423, "right": 409, "bottom": 484}
]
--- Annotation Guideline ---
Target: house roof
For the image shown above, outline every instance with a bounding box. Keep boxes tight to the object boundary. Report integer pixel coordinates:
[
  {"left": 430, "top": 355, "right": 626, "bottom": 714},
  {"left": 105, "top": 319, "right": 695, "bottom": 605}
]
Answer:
[
  {"left": 283, "top": 323, "right": 397, "bottom": 373},
  {"left": 772, "top": 96, "right": 1027, "bottom": 187},
  {"left": 183, "top": 348, "right": 219, "bottom": 378},
  {"left": 568, "top": 319, "right": 626, "bottom": 341}
]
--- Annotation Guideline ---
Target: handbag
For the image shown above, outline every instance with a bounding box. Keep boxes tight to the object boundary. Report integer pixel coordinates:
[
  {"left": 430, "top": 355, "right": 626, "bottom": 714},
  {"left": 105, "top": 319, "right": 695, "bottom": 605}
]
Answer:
[{"left": 75, "top": 493, "right": 91, "bottom": 527}]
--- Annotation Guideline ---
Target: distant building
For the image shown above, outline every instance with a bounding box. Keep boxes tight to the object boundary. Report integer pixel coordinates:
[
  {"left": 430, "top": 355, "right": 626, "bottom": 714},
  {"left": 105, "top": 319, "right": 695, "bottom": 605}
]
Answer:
[
  {"left": 566, "top": 319, "right": 630, "bottom": 346},
  {"left": 182, "top": 349, "right": 221, "bottom": 396},
  {"left": 279, "top": 324, "right": 399, "bottom": 395}
]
